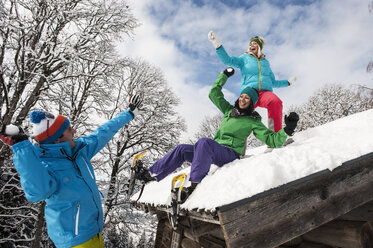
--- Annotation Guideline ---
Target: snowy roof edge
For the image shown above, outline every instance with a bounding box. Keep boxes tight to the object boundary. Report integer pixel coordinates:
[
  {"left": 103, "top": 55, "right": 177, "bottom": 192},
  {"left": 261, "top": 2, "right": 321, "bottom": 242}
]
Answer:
[{"left": 217, "top": 151, "right": 373, "bottom": 213}]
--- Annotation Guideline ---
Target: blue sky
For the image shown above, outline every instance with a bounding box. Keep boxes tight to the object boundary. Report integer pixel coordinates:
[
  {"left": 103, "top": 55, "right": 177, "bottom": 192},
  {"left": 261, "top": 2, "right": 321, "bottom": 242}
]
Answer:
[{"left": 119, "top": 0, "right": 373, "bottom": 140}]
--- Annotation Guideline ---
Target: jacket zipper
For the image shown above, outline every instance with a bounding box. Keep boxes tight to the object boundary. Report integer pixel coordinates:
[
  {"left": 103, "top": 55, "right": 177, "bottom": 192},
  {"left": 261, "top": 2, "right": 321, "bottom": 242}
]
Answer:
[
  {"left": 258, "top": 58, "right": 262, "bottom": 90},
  {"left": 83, "top": 158, "right": 94, "bottom": 180},
  {"left": 247, "top": 53, "right": 262, "bottom": 90},
  {"left": 60, "top": 143, "right": 88, "bottom": 177},
  {"left": 75, "top": 204, "right": 80, "bottom": 235}
]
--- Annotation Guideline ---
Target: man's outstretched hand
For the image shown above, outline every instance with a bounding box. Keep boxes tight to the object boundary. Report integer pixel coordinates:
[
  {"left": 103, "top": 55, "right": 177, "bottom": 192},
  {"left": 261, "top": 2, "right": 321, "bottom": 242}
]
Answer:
[{"left": 128, "top": 94, "right": 143, "bottom": 117}]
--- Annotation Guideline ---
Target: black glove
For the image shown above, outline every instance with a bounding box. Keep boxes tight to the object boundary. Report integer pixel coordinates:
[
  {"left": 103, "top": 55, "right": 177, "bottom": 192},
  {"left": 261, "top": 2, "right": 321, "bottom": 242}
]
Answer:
[
  {"left": 283, "top": 112, "right": 299, "bottom": 136},
  {"left": 223, "top": 67, "right": 234, "bottom": 77},
  {"left": 0, "top": 124, "right": 29, "bottom": 146},
  {"left": 128, "top": 94, "right": 142, "bottom": 117}
]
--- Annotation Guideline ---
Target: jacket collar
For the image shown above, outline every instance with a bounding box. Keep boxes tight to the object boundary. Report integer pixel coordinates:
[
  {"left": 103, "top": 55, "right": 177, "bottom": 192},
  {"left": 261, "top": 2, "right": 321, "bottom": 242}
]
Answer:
[
  {"left": 229, "top": 107, "right": 261, "bottom": 119},
  {"left": 245, "top": 51, "right": 265, "bottom": 59},
  {"left": 39, "top": 139, "right": 85, "bottom": 157}
]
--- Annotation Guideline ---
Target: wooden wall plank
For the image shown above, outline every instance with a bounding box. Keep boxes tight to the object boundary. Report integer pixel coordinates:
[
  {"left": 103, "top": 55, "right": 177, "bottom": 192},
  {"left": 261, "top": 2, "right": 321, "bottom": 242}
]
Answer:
[
  {"left": 339, "top": 200, "right": 373, "bottom": 221},
  {"left": 218, "top": 154, "right": 373, "bottom": 248},
  {"left": 155, "top": 213, "right": 172, "bottom": 248},
  {"left": 227, "top": 180, "right": 373, "bottom": 247},
  {"left": 302, "top": 220, "right": 373, "bottom": 248}
]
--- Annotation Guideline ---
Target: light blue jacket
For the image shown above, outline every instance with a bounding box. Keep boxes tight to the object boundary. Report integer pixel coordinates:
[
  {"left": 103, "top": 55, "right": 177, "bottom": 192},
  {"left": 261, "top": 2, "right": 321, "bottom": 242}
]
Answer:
[
  {"left": 216, "top": 45, "right": 289, "bottom": 92},
  {"left": 11, "top": 110, "right": 134, "bottom": 248}
]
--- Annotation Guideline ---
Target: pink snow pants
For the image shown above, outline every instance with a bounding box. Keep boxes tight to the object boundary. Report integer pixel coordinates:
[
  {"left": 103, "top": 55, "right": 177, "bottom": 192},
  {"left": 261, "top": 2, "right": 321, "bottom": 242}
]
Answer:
[{"left": 254, "top": 91, "right": 283, "bottom": 132}]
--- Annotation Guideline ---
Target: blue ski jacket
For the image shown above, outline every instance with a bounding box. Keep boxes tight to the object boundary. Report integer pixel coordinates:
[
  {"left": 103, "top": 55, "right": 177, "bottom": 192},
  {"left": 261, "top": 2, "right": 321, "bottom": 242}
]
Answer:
[
  {"left": 216, "top": 45, "right": 289, "bottom": 92},
  {"left": 11, "top": 110, "right": 134, "bottom": 248}
]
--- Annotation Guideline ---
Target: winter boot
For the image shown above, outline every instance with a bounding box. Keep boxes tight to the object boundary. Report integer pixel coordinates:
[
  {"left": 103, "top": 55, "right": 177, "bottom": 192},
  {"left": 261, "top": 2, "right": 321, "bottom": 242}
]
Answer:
[
  {"left": 180, "top": 182, "right": 198, "bottom": 204},
  {"left": 134, "top": 161, "right": 156, "bottom": 184},
  {"left": 126, "top": 152, "right": 155, "bottom": 200}
]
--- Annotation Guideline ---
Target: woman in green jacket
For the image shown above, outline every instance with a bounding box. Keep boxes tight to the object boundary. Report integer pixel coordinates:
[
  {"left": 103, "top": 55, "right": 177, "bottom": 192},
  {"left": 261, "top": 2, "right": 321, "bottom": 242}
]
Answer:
[{"left": 142, "top": 68, "right": 299, "bottom": 202}]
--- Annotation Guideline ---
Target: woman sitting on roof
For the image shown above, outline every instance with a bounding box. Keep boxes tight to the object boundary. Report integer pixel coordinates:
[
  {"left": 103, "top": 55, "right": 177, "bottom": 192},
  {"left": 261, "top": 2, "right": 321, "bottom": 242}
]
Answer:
[{"left": 136, "top": 68, "right": 299, "bottom": 203}]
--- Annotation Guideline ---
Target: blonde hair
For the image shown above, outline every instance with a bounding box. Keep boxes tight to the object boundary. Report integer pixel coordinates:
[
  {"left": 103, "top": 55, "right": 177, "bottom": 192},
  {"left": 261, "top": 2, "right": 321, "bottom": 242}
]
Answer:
[{"left": 257, "top": 46, "right": 263, "bottom": 58}]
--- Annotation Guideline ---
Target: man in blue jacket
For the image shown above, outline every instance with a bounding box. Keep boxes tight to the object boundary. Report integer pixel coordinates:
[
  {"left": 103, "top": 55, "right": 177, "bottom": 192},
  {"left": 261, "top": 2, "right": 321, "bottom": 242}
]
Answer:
[{"left": 0, "top": 96, "right": 141, "bottom": 248}]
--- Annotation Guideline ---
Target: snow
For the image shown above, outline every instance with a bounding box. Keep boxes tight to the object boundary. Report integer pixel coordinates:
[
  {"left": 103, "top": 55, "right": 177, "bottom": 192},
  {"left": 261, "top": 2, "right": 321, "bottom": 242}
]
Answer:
[{"left": 132, "top": 109, "right": 373, "bottom": 211}]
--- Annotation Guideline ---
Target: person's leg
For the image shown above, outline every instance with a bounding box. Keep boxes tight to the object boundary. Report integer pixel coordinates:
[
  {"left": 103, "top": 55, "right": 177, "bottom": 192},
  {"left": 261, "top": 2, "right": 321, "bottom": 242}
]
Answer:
[
  {"left": 254, "top": 91, "right": 283, "bottom": 132},
  {"left": 71, "top": 233, "right": 104, "bottom": 248},
  {"left": 149, "top": 144, "right": 194, "bottom": 181},
  {"left": 190, "top": 138, "right": 238, "bottom": 182}
]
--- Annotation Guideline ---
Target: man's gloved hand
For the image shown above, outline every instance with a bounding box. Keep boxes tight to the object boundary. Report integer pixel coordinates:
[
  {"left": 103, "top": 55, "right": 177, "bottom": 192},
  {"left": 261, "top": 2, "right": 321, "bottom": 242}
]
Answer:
[
  {"left": 128, "top": 94, "right": 143, "bottom": 117},
  {"left": 288, "top": 76, "right": 297, "bottom": 85},
  {"left": 208, "top": 31, "right": 221, "bottom": 49},
  {"left": 283, "top": 112, "right": 299, "bottom": 136},
  {"left": 0, "top": 124, "right": 29, "bottom": 146},
  {"left": 223, "top": 67, "right": 235, "bottom": 77}
]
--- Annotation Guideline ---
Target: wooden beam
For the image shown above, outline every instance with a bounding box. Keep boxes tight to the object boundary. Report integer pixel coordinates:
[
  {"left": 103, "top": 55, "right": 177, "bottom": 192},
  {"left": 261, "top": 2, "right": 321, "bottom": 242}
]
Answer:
[
  {"left": 339, "top": 200, "right": 373, "bottom": 221},
  {"left": 199, "top": 235, "right": 227, "bottom": 248},
  {"left": 302, "top": 220, "right": 373, "bottom": 248},
  {"left": 217, "top": 153, "right": 373, "bottom": 248},
  {"left": 171, "top": 229, "right": 182, "bottom": 248},
  {"left": 183, "top": 222, "right": 223, "bottom": 240},
  {"left": 138, "top": 203, "right": 220, "bottom": 224},
  {"left": 217, "top": 169, "right": 331, "bottom": 225},
  {"left": 154, "top": 216, "right": 173, "bottom": 248},
  {"left": 280, "top": 236, "right": 303, "bottom": 247},
  {"left": 296, "top": 242, "right": 331, "bottom": 248},
  {"left": 181, "top": 237, "right": 200, "bottom": 248},
  {"left": 187, "top": 209, "right": 220, "bottom": 224}
]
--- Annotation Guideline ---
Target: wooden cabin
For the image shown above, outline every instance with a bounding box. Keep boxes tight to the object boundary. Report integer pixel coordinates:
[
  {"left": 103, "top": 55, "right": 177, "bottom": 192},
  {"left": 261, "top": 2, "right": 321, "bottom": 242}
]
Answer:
[{"left": 135, "top": 152, "right": 373, "bottom": 248}]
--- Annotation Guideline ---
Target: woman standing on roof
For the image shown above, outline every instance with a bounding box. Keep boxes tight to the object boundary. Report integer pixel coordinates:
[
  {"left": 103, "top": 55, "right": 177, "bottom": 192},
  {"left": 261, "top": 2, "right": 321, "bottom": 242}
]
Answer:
[{"left": 208, "top": 31, "right": 297, "bottom": 133}]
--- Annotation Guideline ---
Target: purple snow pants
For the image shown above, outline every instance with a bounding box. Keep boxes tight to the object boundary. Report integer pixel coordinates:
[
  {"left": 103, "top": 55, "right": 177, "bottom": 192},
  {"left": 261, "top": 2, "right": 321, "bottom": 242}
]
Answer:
[{"left": 149, "top": 138, "right": 239, "bottom": 183}]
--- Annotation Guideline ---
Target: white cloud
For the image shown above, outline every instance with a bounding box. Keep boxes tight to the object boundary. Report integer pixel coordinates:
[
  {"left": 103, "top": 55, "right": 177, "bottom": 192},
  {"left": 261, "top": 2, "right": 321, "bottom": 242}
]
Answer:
[
  {"left": 118, "top": 0, "right": 373, "bottom": 140},
  {"left": 118, "top": 0, "right": 224, "bottom": 141}
]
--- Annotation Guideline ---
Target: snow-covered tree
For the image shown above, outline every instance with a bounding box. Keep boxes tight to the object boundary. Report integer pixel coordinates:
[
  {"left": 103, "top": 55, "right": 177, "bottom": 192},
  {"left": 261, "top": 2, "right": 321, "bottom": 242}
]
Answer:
[
  {"left": 103, "top": 218, "right": 134, "bottom": 248},
  {"left": 95, "top": 58, "right": 185, "bottom": 243},
  {"left": 0, "top": 0, "right": 179, "bottom": 244},
  {"left": 189, "top": 113, "right": 223, "bottom": 143},
  {"left": 288, "top": 84, "right": 373, "bottom": 131},
  {"left": 0, "top": 0, "right": 138, "bottom": 126},
  {"left": 367, "top": 61, "right": 373, "bottom": 73},
  {"left": 355, "top": 85, "right": 373, "bottom": 109},
  {"left": 0, "top": 0, "right": 140, "bottom": 247}
]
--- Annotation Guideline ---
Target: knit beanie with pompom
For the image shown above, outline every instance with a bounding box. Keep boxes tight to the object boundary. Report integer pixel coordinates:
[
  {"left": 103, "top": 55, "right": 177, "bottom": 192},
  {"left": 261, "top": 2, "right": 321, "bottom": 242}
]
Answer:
[
  {"left": 250, "top": 36, "right": 265, "bottom": 50},
  {"left": 30, "top": 110, "right": 70, "bottom": 144}
]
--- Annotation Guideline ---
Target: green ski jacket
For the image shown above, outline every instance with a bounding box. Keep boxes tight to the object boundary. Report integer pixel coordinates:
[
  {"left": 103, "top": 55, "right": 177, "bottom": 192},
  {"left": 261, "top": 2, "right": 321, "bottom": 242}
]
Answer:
[{"left": 209, "top": 73, "right": 288, "bottom": 155}]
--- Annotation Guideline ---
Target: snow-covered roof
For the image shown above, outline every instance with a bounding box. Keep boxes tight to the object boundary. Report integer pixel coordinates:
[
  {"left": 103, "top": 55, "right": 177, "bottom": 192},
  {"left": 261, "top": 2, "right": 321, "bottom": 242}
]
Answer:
[{"left": 132, "top": 109, "right": 373, "bottom": 212}]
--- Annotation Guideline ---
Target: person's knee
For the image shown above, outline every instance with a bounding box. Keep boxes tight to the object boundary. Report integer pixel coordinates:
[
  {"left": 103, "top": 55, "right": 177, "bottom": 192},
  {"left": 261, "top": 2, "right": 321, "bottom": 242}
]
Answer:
[
  {"left": 268, "top": 97, "right": 282, "bottom": 112},
  {"left": 271, "top": 96, "right": 282, "bottom": 106},
  {"left": 195, "top": 138, "right": 213, "bottom": 147},
  {"left": 175, "top": 144, "right": 190, "bottom": 154}
]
